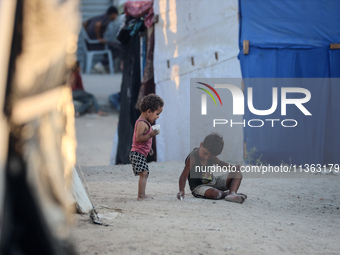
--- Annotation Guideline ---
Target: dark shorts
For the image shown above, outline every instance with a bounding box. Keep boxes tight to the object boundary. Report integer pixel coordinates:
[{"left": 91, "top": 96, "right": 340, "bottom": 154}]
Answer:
[{"left": 129, "top": 151, "right": 149, "bottom": 176}]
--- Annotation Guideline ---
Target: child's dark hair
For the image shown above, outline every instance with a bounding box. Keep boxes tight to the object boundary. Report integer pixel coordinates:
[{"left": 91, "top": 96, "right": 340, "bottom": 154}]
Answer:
[
  {"left": 107, "top": 6, "right": 118, "bottom": 15},
  {"left": 202, "top": 133, "right": 224, "bottom": 156},
  {"left": 139, "top": 93, "right": 164, "bottom": 112}
]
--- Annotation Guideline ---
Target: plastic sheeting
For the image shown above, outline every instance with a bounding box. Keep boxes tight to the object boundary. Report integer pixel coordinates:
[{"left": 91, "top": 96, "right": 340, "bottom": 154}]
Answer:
[
  {"left": 238, "top": 0, "right": 340, "bottom": 165},
  {"left": 154, "top": 0, "right": 242, "bottom": 162}
]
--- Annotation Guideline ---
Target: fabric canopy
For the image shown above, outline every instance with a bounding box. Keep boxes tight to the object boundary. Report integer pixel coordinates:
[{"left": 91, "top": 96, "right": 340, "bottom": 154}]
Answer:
[{"left": 238, "top": 0, "right": 340, "bottom": 165}]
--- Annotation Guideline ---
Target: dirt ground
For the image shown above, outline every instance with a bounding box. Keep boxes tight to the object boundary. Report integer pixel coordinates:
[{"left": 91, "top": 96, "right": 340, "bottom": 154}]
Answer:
[
  {"left": 71, "top": 163, "right": 340, "bottom": 255},
  {"left": 71, "top": 75, "right": 340, "bottom": 255}
]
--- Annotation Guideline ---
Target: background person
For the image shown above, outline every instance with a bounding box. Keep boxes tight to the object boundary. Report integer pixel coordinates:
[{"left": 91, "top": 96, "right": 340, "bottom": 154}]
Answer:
[
  {"left": 69, "top": 61, "right": 108, "bottom": 117},
  {"left": 83, "top": 6, "right": 122, "bottom": 73}
]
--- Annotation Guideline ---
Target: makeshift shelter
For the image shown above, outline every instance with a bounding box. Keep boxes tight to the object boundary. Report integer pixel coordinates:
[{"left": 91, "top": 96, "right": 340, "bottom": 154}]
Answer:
[
  {"left": 0, "top": 0, "right": 80, "bottom": 254},
  {"left": 238, "top": 0, "right": 340, "bottom": 165},
  {"left": 154, "top": 0, "right": 340, "bottom": 166},
  {"left": 154, "top": 0, "right": 243, "bottom": 162}
]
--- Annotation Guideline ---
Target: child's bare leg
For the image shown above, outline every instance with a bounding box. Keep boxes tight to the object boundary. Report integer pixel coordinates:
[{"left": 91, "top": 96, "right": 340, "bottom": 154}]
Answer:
[
  {"left": 224, "top": 170, "right": 246, "bottom": 203},
  {"left": 204, "top": 188, "right": 224, "bottom": 200},
  {"left": 137, "top": 171, "right": 152, "bottom": 200}
]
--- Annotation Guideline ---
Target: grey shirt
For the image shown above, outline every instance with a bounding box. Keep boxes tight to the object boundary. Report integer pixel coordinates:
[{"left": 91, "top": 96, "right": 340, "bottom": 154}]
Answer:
[{"left": 86, "top": 14, "right": 111, "bottom": 39}]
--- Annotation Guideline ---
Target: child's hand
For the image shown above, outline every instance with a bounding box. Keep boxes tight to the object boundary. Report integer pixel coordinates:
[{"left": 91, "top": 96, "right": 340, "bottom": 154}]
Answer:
[
  {"left": 177, "top": 191, "right": 184, "bottom": 201},
  {"left": 150, "top": 129, "right": 160, "bottom": 137}
]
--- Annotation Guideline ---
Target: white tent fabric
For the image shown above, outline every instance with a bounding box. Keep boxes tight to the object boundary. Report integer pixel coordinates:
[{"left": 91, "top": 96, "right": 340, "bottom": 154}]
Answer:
[
  {"left": 153, "top": 0, "right": 243, "bottom": 162},
  {"left": 72, "top": 168, "right": 93, "bottom": 214}
]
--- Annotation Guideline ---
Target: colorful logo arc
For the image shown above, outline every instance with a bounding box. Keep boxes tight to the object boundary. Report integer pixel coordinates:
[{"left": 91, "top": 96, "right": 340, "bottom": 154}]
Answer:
[{"left": 196, "top": 82, "right": 223, "bottom": 106}]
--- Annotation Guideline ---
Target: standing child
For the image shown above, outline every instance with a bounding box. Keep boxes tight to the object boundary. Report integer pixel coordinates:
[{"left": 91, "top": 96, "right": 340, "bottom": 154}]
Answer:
[
  {"left": 130, "top": 94, "right": 164, "bottom": 200},
  {"left": 177, "top": 133, "right": 247, "bottom": 203}
]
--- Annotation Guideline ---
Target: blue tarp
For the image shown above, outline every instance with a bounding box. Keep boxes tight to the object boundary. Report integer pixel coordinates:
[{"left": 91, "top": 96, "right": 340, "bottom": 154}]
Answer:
[{"left": 238, "top": 0, "right": 340, "bottom": 165}]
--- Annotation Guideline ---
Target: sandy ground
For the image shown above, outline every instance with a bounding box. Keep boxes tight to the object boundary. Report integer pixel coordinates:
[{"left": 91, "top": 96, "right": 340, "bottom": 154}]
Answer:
[
  {"left": 74, "top": 73, "right": 120, "bottom": 166},
  {"left": 71, "top": 74, "right": 340, "bottom": 255},
  {"left": 71, "top": 163, "right": 340, "bottom": 255},
  {"left": 74, "top": 113, "right": 118, "bottom": 166}
]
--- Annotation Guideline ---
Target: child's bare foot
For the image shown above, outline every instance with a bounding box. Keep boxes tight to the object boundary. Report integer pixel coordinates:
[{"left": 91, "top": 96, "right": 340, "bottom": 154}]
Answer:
[
  {"left": 237, "top": 193, "right": 247, "bottom": 199},
  {"left": 225, "top": 192, "right": 246, "bottom": 203},
  {"left": 222, "top": 190, "right": 247, "bottom": 199},
  {"left": 137, "top": 195, "right": 154, "bottom": 201}
]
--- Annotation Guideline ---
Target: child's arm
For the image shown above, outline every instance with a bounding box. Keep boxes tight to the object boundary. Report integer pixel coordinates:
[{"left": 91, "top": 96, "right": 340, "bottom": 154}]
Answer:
[
  {"left": 135, "top": 121, "right": 159, "bottom": 142},
  {"left": 177, "top": 156, "right": 195, "bottom": 200},
  {"left": 95, "top": 21, "right": 106, "bottom": 43}
]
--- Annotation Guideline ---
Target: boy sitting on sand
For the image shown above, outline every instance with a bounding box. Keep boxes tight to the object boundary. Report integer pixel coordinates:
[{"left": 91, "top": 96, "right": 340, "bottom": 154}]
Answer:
[{"left": 177, "top": 133, "right": 247, "bottom": 203}]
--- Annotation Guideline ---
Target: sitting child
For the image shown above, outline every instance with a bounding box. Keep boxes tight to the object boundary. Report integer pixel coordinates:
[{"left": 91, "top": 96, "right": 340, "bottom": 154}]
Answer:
[{"left": 177, "top": 133, "right": 247, "bottom": 203}]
